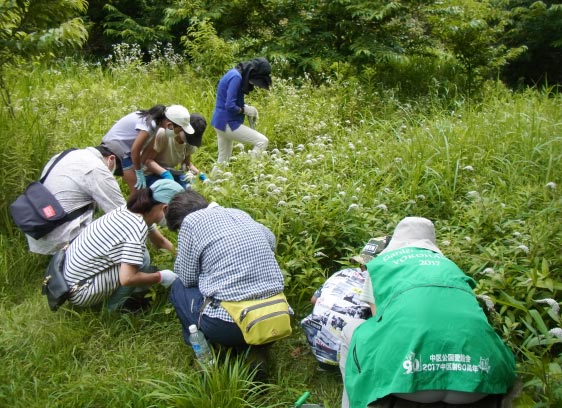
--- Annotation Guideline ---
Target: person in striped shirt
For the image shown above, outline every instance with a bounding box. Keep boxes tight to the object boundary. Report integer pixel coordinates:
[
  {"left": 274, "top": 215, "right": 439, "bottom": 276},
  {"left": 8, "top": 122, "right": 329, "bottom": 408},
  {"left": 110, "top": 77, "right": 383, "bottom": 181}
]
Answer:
[{"left": 62, "top": 179, "right": 184, "bottom": 310}]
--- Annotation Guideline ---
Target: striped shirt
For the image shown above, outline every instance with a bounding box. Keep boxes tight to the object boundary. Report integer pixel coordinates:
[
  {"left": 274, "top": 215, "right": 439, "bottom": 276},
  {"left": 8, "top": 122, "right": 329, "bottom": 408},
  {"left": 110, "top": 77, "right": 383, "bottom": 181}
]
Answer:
[
  {"left": 64, "top": 205, "right": 147, "bottom": 307},
  {"left": 174, "top": 205, "right": 285, "bottom": 321}
]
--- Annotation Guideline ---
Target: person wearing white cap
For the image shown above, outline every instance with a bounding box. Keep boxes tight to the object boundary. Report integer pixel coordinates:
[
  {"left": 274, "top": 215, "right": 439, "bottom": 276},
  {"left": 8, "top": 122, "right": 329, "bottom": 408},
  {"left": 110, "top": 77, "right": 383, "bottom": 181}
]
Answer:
[
  {"left": 339, "top": 217, "right": 517, "bottom": 408},
  {"left": 101, "top": 104, "right": 195, "bottom": 191},
  {"left": 142, "top": 112, "right": 207, "bottom": 188},
  {"left": 301, "top": 236, "right": 389, "bottom": 371},
  {"left": 59, "top": 179, "right": 184, "bottom": 310}
]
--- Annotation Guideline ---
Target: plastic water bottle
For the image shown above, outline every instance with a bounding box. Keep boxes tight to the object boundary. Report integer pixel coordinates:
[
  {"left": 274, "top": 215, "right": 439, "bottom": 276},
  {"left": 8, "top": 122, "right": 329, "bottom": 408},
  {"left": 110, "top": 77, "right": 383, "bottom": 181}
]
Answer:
[
  {"left": 199, "top": 172, "right": 208, "bottom": 182},
  {"left": 188, "top": 324, "right": 213, "bottom": 365}
]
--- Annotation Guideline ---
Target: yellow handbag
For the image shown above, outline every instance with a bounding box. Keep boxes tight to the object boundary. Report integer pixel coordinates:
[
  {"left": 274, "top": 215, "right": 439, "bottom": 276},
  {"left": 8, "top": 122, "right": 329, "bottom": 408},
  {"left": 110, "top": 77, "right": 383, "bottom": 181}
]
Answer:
[{"left": 221, "top": 293, "right": 292, "bottom": 345}]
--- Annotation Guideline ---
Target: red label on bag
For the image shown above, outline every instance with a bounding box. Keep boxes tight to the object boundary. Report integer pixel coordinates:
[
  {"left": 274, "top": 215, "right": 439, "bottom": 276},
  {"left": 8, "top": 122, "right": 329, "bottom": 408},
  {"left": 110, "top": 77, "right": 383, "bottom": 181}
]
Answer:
[{"left": 42, "top": 205, "right": 56, "bottom": 219}]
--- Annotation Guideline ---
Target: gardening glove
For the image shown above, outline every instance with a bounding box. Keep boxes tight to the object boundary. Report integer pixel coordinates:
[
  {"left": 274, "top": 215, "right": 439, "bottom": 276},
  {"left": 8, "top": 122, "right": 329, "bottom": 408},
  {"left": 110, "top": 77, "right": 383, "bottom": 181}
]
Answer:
[
  {"left": 160, "top": 170, "right": 174, "bottom": 180},
  {"left": 135, "top": 169, "right": 146, "bottom": 189},
  {"left": 158, "top": 269, "right": 178, "bottom": 288},
  {"left": 243, "top": 104, "right": 258, "bottom": 119}
]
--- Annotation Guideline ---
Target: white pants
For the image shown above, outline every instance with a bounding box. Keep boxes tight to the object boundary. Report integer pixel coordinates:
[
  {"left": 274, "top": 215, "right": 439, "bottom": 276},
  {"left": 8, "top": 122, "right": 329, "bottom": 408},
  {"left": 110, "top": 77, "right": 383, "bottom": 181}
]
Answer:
[
  {"left": 339, "top": 319, "right": 365, "bottom": 408},
  {"left": 215, "top": 124, "right": 268, "bottom": 164}
]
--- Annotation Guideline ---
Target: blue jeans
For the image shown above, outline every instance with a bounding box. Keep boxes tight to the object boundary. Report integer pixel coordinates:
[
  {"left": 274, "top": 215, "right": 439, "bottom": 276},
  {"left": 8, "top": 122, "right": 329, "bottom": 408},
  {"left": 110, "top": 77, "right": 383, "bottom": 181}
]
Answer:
[
  {"left": 106, "top": 249, "right": 152, "bottom": 311},
  {"left": 169, "top": 279, "right": 247, "bottom": 348}
]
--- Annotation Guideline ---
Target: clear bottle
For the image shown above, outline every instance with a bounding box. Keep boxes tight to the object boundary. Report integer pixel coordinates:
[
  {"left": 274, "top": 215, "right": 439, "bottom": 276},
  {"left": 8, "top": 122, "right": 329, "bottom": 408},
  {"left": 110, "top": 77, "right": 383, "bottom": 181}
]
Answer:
[{"left": 188, "top": 324, "right": 213, "bottom": 365}]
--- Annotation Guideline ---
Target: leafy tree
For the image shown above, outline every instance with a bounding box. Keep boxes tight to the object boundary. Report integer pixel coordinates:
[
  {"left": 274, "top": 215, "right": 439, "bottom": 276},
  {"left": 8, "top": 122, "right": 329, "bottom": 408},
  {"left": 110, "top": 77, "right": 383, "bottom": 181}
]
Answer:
[
  {"left": 427, "top": 0, "right": 525, "bottom": 94},
  {"left": 0, "top": 0, "right": 88, "bottom": 115},
  {"left": 502, "top": 0, "right": 562, "bottom": 87}
]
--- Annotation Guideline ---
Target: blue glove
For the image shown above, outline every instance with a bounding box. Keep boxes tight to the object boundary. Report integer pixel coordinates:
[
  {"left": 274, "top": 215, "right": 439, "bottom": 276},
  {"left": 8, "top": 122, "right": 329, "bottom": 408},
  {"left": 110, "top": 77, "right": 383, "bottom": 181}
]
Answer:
[
  {"left": 160, "top": 170, "right": 174, "bottom": 180},
  {"left": 134, "top": 169, "right": 146, "bottom": 189}
]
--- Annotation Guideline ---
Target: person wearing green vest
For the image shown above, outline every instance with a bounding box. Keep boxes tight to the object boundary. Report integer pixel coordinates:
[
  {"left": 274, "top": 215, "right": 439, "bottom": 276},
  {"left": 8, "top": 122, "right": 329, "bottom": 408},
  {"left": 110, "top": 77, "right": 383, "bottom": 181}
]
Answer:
[{"left": 340, "top": 217, "right": 516, "bottom": 408}]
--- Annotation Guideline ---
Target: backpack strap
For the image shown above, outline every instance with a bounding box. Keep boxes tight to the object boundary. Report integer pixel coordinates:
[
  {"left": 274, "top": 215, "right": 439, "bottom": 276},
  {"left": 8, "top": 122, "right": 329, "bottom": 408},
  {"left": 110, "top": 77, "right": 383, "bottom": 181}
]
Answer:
[
  {"left": 39, "top": 148, "right": 77, "bottom": 183},
  {"left": 39, "top": 148, "right": 92, "bottom": 220}
]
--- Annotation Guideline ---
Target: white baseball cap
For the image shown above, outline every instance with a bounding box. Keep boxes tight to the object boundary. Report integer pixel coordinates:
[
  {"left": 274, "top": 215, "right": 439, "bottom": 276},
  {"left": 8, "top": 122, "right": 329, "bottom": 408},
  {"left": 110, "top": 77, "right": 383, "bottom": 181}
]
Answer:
[{"left": 165, "top": 105, "right": 195, "bottom": 134}]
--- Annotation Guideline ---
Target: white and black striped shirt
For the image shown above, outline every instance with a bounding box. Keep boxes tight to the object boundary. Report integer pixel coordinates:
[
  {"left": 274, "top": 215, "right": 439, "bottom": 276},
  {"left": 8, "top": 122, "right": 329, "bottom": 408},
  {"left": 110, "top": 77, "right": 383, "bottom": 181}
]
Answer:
[{"left": 64, "top": 205, "right": 147, "bottom": 307}]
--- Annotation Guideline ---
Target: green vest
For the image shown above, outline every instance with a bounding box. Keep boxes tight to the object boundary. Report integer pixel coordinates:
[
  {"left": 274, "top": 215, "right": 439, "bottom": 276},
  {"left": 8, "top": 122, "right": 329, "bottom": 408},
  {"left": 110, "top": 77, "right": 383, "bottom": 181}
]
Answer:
[{"left": 345, "top": 247, "right": 516, "bottom": 408}]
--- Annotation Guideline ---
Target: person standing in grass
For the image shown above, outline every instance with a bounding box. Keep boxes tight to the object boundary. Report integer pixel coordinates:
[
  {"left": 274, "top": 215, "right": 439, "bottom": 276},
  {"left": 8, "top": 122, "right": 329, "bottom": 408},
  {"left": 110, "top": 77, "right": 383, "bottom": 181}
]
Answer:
[
  {"left": 142, "top": 112, "right": 207, "bottom": 188},
  {"left": 211, "top": 57, "right": 271, "bottom": 166},
  {"left": 101, "top": 104, "right": 195, "bottom": 191},
  {"left": 339, "top": 217, "right": 517, "bottom": 408},
  {"left": 61, "top": 179, "right": 183, "bottom": 311},
  {"left": 26, "top": 145, "right": 126, "bottom": 255}
]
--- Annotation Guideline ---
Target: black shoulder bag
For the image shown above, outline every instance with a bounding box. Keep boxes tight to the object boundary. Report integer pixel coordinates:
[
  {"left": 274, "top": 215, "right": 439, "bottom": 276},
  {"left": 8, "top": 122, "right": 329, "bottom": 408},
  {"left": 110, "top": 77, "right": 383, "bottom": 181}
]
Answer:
[{"left": 9, "top": 148, "right": 91, "bottom": 239}]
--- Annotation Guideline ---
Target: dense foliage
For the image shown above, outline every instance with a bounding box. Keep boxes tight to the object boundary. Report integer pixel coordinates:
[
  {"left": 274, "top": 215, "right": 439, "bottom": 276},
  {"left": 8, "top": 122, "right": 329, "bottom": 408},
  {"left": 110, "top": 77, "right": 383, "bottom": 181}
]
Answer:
[{"left": 0, "top": 52, "right": 561, "bottom": 406}]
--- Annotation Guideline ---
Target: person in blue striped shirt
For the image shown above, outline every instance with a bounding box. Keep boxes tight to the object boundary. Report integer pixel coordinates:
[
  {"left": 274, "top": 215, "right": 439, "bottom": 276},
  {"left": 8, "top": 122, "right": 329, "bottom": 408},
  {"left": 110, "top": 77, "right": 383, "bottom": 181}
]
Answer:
[{"left": 165, "top": 189, "right": 287, "bottom": 349}]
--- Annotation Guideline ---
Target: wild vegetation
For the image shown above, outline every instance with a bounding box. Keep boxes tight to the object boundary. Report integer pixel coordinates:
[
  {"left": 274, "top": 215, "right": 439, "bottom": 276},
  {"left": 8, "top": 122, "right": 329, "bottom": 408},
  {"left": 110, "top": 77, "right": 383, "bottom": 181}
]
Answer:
[
  {"left": 1, "top": 0, "right": 561, "bottom": 406},
  {"left": 0, "top": 45, "right": 561, "bottom": 407}
]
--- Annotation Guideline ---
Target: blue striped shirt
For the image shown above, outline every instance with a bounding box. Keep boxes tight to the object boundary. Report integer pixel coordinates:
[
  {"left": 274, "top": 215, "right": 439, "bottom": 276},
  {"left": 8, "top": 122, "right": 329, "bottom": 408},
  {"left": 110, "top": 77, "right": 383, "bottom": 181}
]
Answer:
[{"left": 174, "top": 205, "right": 285, "bottom": 321}]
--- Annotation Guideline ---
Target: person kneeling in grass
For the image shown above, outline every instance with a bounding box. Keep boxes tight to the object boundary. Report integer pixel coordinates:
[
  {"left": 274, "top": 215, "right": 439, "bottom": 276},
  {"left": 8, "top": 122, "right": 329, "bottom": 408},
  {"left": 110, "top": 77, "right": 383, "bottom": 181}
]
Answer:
[
  {"left": 62, "top": 179, "right": 183, "bottom": 311},
  {"left": 164, "top": 189, "right": 290, "bottom": 379},
  {"left": 340, "top": 217, "right": 517, "bottom": 408},
  {"left": 141, "top": 112, "right": 207, "bottom": 189}
]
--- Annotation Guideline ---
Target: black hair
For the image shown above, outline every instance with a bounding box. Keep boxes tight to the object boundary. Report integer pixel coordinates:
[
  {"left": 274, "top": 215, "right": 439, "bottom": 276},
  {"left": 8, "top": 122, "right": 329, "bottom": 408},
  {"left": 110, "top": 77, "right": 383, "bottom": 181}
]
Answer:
[
  {"left": 165, "top": 190, "right": 209, "bottom": 232},
  {"left": 186, "top": 113, "right": 207, "bottom": 147},
  {"left": 95, "top": 145, "right": 123, "bottom": 176},
  {"left": 138, "top": 104, "right": 167, "bottom": 126},
  {"left": 127, "top": 188, "right": 160, "bottom": 214}
]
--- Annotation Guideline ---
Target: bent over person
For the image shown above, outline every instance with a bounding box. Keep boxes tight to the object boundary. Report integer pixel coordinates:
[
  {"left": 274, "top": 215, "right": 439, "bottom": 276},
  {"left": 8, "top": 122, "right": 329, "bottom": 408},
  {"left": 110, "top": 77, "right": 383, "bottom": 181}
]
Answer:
[
  {"left": 62, "top": 180, "right": 183, "bottom": 310},
  {"left": 26, "top": 146, "right": 125, "bottom": 255},
  {"left": 340, "top": 217, "right": 517, "bottom": 408},
  {"left": 165, "top": 190, "right": 289, "bottom": 377}
]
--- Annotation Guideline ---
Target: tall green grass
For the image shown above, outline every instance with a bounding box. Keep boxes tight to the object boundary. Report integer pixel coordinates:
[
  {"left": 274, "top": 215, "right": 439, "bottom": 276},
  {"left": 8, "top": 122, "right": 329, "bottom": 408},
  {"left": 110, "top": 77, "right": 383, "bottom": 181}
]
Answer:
[{"left": 1, "top": 50, "right": 561, "bottom": 406}]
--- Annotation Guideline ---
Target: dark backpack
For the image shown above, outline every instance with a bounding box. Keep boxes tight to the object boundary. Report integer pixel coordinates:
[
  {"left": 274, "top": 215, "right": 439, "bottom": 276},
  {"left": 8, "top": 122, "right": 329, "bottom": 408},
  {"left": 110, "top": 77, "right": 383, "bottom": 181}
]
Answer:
[{"left": 10, "top": 148, "right": 90, "bottom": 239}]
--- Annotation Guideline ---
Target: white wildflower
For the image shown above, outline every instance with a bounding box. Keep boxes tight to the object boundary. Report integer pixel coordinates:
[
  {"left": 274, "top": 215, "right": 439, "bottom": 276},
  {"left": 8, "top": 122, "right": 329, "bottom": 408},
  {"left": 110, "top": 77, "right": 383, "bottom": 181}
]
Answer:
[
  {"left": 535, "top": 298, "right": 560, "bottom": 316},
  {"left": 277, "top": 200, "right": 286, "bottom": 206},
  {"left": 477, "top": 295, "right": 496, "bottom": 312},
  {"left": 416, "top": 194, "right": 426, "bottom": 200},
  {"left": 513, "top": 231, "right": 521, "bottom": 237},
  {"left": 351, "top": 196, "right": 358, "bottom": 201},
  {"left": 271, "top": 148, "right": 280, "bottom": 155},
  {"left": 302, "top": 195, "right": 311, "bottom": 201},
  {"left": 466, "top": 191, "right": 480, "bottom": 199},
  {"left": 296, "top": 144, "right": 305, "bottom": 151},
  {"left": 394, "top": 157, "right": 402, "bottom": 163},
  {"left": 376, "top": 204, "right": 388, "bottom": 211},
  {"left": 339, "top": 191, "right": 346, "bottom": 196},
  {"left": 545, "top": 182, "right": 557, "bottom": 190},
  {"left": 349, "top": 142, "right": 356, "bottom": 150},
  {"left": 222, "top": 172, "right": 233, "bottom": 178},
  {"left": 548, "top": 328, "right": 562, "bottom": 340},
  {"left": 267, "top": 183, "right": 277, "bottom": 190},
  {"left": 304, "top": 160, "right": 313, "bottom": 165},
  {"left": 517, "top": 244, "right": 529, "bottom": 254},
  {"left": 464, "top": 236, "right": 472, "bottom": 242},
  {"left": 463, "top": 165, "right": 474, "bottom": 171},
  {"left": 348, "top": 204, "right": 359, "bottom": 211},
  {"left": 314, "top": 251, "right": 328, "bottom": 258},
  {"left": 441, "top": 240, "right": 451, "bottom": 246},
  {"left": 479, "top": 267, "right": 495, "bottom": 275}
]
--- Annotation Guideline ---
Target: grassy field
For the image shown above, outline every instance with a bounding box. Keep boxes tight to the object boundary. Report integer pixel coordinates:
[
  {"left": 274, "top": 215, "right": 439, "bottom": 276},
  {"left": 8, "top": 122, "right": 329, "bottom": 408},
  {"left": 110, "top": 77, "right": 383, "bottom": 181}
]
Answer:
[{"left": 1, "top": 53, "right": 561, "bottom": 407}]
